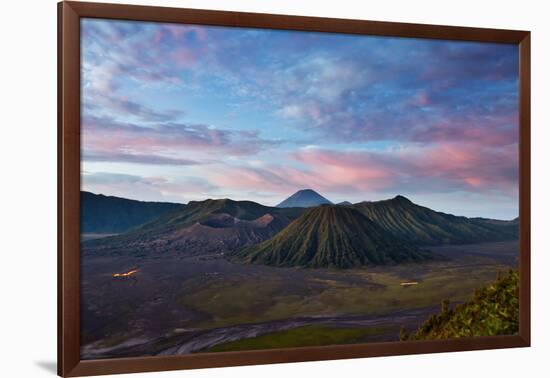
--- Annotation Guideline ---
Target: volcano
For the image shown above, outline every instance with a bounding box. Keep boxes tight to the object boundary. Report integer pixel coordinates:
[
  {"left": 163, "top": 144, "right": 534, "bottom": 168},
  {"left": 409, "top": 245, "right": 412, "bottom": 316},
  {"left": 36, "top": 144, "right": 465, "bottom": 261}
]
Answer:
[
  {"left": 276, "top": 189, "right": 332, "bottom": 208},
  {"left": 232, "top": 205, "right": 432, "bottom": 268}
]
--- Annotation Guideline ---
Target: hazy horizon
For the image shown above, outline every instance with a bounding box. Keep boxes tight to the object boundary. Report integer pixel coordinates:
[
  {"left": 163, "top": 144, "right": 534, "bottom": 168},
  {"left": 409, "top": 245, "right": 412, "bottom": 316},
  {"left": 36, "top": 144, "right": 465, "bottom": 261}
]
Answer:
[{"left": 81, "top": 19, "right": 519, "bottom": 220}]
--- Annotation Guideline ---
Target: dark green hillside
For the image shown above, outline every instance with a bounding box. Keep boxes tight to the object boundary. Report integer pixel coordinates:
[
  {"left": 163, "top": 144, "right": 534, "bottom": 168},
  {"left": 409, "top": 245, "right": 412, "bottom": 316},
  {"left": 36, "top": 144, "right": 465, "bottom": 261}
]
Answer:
[
  {"left": 81, "top": 191, "right": 182, "bottom": 233},
  {"left": 232, "top": 205, "right": 433, "bottom": 268},
  {"left": 353, "top": 196, "right": 518, "bottom": 245},
  {"left": 471, "top": 216, "right": 520, "bottom": 237},
  {"left": 402, "top": 270, "right": 519, "bottom": 340},
  {"left": 83, "top": 198, "right": 305, "bottom": 255}
]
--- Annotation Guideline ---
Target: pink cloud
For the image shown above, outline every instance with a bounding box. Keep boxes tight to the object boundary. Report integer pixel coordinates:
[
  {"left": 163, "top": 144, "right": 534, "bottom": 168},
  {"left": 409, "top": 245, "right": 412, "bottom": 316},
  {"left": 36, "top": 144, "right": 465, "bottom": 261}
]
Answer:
[
  {"left": 82, "top": 21, "right": 211, "bottom": 104},
  {"left": 163, "top": 24, "right": 207, "bottom": 41},
  {"left": 419, "top": 143, "right": 517, "bottom": 190},
  {"left": 172, "top": 49, "right": 197, "bottom": 67},
  {"left": 81, "top": 116, "right": 279, "bottom": 165},
  {"left": 211, "top": 143, "right": 518, "bottom": 198},
  {"left": 464, "top": 177, "right": 484, "bottom": 187},
  {"left": 294, "top": 149, "right": 393, "bottom": 189},
  {"left": 211, "top": 152, "right": 393, "bottom": 196},
  {"left": 411, "top": 91, "right": 431, "bottom": 107}
]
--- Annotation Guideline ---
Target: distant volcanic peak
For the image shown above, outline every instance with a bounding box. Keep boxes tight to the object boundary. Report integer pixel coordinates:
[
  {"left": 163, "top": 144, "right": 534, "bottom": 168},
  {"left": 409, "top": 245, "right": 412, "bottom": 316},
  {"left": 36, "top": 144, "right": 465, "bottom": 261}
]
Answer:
[
  {"left": 276, "top": 188, "right": 332, "bottom": 208},
  {"left": 297, "top": 188, "right": 319, "bottom": 195},
  {"left": 337, "top": 201, "right": 353, "bottom": 205}
]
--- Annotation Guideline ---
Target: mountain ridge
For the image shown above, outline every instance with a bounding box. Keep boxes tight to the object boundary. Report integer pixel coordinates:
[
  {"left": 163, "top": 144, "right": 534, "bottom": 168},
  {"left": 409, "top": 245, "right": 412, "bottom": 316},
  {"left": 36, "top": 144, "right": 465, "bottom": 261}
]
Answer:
[
  {"left": 81, "top": 191, "right": 183, "bottom": 234},
  {"left": 337, "top": 201, "right": 353, "bottom": 206},
  {"left": 82, "top": 198, "right": 304, "bottom": 256},
  {"left": 82, "top": 194, "right": 518, "bottom": 265},
  {"left": 351, "top": 195, "right": 518, "bottom": 245}
]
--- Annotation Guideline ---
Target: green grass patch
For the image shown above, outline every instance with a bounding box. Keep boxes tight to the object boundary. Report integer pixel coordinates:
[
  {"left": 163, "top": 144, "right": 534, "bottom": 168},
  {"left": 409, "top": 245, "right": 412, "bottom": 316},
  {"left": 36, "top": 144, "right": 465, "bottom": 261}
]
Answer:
[
  {"left": 177, "top": 259, "right": 510, "bottom": 329},
  {"left": 208, "top": 325, "right": 389, "bottom": 352}
]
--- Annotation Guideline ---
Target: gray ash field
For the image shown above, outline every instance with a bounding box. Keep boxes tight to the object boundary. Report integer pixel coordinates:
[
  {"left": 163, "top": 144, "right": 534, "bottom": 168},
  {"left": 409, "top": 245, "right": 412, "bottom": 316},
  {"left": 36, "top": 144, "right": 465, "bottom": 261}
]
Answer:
[{"left": 81, "top": 240, "right": 517, "bottom": 358}]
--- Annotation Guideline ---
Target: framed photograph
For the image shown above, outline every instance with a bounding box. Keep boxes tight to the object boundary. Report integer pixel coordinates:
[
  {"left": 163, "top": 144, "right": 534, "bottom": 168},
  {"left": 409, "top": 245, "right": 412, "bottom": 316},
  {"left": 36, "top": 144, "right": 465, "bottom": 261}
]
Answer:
[{"left": 58, "top": 1, "right": 530, "bottom": 376}]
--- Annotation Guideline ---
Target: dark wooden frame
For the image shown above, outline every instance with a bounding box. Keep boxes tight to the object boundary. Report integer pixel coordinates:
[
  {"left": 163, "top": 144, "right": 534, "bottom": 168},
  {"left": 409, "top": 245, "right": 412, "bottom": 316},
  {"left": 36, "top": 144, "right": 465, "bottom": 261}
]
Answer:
[{"left": 58, "top": 1, "right": 531, "bottom": 376}]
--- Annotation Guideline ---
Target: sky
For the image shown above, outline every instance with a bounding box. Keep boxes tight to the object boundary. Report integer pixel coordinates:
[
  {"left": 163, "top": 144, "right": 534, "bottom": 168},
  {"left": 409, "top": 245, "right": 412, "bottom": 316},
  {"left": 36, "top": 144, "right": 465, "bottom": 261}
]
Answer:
[{"left": 81, "top": 19, "right": 519, "bottom": 220}]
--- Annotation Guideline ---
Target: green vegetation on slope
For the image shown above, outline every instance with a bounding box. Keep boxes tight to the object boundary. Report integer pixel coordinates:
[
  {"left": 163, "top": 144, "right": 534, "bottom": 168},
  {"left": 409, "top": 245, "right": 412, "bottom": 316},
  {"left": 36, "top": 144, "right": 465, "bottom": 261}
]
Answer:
[
  {"left": 83, "top": 194, "right": 518, "bottom": 259},
  {"left": 207, "top": 325, "right": 387, "bottom": 352},
  {"left": 402, "top": 270, "right": 519, "bottom": 340},
  {"left": 353, "top": 195, "right": 518, "bottom": 245},
  {"left": 231, "top": 205, "right": 433, "bottom": 268},
  {"left": 130, "top": 198, "right": 294, "bottom": 235}
]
